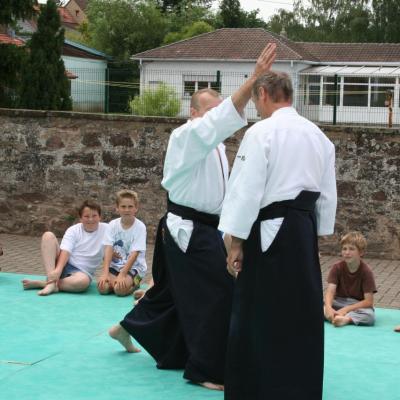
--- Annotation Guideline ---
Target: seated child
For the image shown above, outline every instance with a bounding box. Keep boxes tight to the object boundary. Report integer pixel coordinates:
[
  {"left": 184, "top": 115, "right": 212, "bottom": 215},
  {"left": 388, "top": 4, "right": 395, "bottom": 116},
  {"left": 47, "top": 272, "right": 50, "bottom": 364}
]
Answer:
[
  {"left": 22, "top": 200, "right": 107, "bottom": 296},
  {"left": 97, "top": 190, "right": 147, "bottom": 297},
  {"left": 324, "top": 231, "right": 377, "bottom": 327},
  {"left": 133, "top": 277, "right": 153, "bottom": 305}
]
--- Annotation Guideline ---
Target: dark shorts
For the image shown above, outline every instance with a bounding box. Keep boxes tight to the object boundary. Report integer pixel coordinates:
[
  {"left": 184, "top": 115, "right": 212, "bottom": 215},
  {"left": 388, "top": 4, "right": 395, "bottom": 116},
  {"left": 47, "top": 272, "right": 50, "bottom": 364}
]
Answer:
[
  {"left": 109, "top": 268, "right": 141, "bottom": 287},
  {"left": 60, "top": 263, "right": 86, "bottom": 279}
]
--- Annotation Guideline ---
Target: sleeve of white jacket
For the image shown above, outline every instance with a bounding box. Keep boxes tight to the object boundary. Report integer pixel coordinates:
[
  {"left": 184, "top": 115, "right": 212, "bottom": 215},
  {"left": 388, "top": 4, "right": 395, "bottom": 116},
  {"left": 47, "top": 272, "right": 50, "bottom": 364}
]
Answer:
[
  {"left": 163, "top": 97, "right": 247, "bottom": 178},
  {"left": 315, "top": 145, "right": 337, "bottom": 236},
  {"left": 219, "top": 131, "right": 268, "bottom": 239}
]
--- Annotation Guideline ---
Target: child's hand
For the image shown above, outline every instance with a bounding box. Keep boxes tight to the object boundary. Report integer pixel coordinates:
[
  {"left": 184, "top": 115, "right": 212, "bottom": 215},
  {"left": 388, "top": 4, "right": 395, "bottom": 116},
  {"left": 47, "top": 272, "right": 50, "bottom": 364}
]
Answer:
[
  {"left": 97, "top": 275, "right": 109, "bottom": 291},
  {"left": 336, "top": 308, "right": 349, "bottom": 317},
  {"left": 114, "top": 272, "right": 128, "bottom": 291},
  {"left": 324, "top": 306, "right": 338, "bottom": 322}
]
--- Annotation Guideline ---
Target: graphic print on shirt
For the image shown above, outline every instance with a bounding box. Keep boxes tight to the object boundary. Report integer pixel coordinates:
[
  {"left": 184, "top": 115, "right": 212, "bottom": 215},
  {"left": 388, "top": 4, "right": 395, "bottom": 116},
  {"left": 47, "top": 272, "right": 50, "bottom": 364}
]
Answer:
[{"left": 112, "top": 234, "right": 134, "bottom": 268}]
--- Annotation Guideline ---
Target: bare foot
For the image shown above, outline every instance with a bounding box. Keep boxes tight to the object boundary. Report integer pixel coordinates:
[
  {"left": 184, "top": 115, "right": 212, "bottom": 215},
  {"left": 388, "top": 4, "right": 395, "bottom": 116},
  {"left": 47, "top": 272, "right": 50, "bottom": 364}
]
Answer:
[
  {"left": 394, "top": 325, "right": 400, "bottom": 332},
  {"left": 38, "top": 281, "right": 59, "bottom": 296},
  {"left": 133, "top": 289, "right": 147, "bottom": 305},
  {"left": 333, "top": 315, "right": 352, "bottom": 327},
  {"left": 109, "top": 324, "right": 140, "bottom": 353},
  {"left": 199, "top": 382, "right": 224, "bottom": 391},
  {"left": 133, "top": 289, "right": 146, "bottom": 299},
  {"left": 22, "top": 279, "right": 46, "bottom": 290}
]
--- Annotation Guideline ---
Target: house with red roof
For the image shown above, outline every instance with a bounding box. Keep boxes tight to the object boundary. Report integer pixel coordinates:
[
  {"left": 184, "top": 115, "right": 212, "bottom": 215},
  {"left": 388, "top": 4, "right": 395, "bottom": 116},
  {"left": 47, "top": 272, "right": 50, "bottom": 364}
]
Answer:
[
  {"left": 132, "top": 28, "right": 400, "bottom": 124},
  {"left": 64, "top": 0, "right": 88, "bottom": 25},
  {"left": 0, "top": 33, "right": 25, "bottom": 47},
  {"left": 58, "top": 6, "right": 80, "bottom": 31}
]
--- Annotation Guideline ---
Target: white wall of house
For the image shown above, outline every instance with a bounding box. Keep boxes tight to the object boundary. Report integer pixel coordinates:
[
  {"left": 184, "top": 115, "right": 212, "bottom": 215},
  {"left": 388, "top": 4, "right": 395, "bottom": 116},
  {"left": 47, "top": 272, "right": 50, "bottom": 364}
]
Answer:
[
  {"left": 139, "top": 59, "right": 400, "bottom": 126},
  {"left": 62, "top": 56, "right": 107, "bottom": 112},
  {"left": 298, "top": 73, "right": 400, "bottom": 126},
  {"left": 139, "top": 60, "right": 307, "bottom": 119}
]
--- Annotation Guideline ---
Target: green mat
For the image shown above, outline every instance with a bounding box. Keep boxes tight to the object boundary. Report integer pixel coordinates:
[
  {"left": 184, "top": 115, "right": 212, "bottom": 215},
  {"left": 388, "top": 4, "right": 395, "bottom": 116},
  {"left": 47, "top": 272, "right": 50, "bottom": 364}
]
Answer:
[{"left": 1, "top": 272, "right": 400, "bottom": 400}]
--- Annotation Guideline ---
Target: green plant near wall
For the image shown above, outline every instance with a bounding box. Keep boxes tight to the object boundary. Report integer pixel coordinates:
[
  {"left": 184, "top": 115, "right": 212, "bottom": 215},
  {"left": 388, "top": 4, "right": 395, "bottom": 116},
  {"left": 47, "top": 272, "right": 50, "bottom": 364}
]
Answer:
[
  {"left": 63, "top": 214, "right": 76, "bottom": 225},
  {"left": 129, "top": 83, "right": 181, "bottom": 117}
]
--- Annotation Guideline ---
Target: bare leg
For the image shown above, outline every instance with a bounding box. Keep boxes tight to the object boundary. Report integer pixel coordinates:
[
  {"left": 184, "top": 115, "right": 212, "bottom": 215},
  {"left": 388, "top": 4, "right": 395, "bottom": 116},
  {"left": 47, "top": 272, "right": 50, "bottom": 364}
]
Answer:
[
  {"left": 114, "top": 275, "right": 134, "bottom": 297},
  {"left": 394, "top": 325, "right": 400, "bottom": 332},
  {"left": 22, "top": 280, "right": 47, "bottom": 290},
  {"left": 97, "top": 273, "right": 115, "bottom": 295},
  {"left": 58, "top": 272, "right": 90, "bottom": 293},
  {"left": 41, "top": 232, "right": 60, "bottom": 276},
  {"left": 109, "top": 324, "right": 141, "bottom": 353},
  {"left": 333, "top": 315, "right": 352, "bottom": 327},
  {"left": 22, "top": 232, "right": 60, "bottom": 292}
]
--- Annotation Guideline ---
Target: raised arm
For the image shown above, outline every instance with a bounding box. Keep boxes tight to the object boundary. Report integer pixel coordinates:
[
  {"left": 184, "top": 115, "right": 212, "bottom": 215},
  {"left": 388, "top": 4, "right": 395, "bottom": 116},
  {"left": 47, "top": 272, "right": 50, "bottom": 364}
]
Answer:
[{"left": 231, "top": 43, "right": 276, "bottom": 115}]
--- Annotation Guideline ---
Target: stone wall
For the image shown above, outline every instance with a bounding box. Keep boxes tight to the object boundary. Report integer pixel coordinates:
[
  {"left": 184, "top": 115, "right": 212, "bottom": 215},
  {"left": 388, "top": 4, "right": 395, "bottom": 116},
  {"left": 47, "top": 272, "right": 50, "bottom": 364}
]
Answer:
[{"left": 0, "top": 108, "right": 399, "bottom": 259}]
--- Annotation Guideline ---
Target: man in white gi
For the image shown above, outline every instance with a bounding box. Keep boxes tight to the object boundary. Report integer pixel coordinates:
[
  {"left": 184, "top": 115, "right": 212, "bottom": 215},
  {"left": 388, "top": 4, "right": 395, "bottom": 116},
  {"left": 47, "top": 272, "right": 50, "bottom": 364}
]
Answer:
[
  {"left": 109, "top": 44, "right": 277, "bottom": 390},
  {"left": 219, "top": 71, "right": 337, "bottom": 400}
]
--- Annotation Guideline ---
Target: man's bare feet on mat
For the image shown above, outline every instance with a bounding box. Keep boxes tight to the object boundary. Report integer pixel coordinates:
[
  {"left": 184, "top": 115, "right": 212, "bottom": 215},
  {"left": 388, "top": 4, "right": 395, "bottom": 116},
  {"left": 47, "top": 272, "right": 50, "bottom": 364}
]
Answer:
[
  {"left": 109, "top": 324, "right": 141, "bottom": 353},
  {"left": 199, "top": 382, "right": 224, "bottom": 391},
  {"left": 22, "top": 279, "right": 46, "bottom": 290},
  {"left": 38, "top": 281, "right": 59, "bottom": 296}
]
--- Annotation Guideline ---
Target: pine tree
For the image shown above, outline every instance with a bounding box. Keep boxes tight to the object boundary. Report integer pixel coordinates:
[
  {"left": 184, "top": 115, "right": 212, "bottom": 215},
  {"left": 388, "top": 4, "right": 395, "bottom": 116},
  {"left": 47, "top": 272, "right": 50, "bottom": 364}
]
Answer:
[
  {"left": 0, "top": 0, "right": 37, "bottom": 25},
  {"left": 0, "top": 0, "right": 36, "bottom": 107},
  {"left": 20, "top": 0, "right": 72, "bottom": 110}
]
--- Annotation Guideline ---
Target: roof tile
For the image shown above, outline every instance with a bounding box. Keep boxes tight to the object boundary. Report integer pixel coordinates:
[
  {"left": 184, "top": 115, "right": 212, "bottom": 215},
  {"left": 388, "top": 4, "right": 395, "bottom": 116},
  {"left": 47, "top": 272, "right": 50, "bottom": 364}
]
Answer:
[
  {"left": 0, "top": 34, "right": 24, "bottom": 46},
  {"left": 132, "top": 28, "right": 400, "bottom": 64}
]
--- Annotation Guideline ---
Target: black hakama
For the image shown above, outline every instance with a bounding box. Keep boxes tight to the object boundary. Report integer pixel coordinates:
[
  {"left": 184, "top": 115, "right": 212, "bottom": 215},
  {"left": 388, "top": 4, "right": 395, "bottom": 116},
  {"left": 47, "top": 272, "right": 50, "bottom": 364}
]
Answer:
[
  {"left": 121, "top": 201, "right": 234, "bottom": 384},
  {"left": 225, "top": 191, "right": 324, "bottom": 400}
]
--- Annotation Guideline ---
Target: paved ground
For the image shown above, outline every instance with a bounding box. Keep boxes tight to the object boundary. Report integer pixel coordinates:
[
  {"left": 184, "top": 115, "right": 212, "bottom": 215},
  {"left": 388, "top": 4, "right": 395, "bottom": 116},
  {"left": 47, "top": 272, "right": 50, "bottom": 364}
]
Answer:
[{"left": 1, "top": 233, "right": 400, "bottom": 309}]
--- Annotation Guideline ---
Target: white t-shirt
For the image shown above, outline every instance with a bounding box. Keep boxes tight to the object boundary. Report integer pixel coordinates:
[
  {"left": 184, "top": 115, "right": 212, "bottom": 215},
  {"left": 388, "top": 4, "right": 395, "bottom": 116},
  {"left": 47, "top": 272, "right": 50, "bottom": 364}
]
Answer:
[
  {"left": 103, "top": 217, "right": 147, "bottom": 277},
  {"left": 60, "top": 222, "right": 108, "bottom": 278}
]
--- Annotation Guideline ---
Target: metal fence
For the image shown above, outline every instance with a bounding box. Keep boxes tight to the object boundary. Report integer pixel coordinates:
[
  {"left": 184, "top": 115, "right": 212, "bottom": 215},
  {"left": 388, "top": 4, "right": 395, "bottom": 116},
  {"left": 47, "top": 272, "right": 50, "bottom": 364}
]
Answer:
[{"left": 67, "top": 67, "right": 399, "bottom": 127}]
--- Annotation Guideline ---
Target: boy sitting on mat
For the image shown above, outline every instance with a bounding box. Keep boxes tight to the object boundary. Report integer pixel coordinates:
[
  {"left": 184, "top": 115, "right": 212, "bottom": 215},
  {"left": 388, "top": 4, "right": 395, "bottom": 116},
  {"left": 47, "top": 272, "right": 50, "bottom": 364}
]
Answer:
[
  {"left": 22, "top": 200, "right": 107, "bottom": 296},
  {"left": 324, "top": 231, "right": 377, "bottom": 327},
  {"left": 97, "top": 190, "right": 147, "bottom": 297}
]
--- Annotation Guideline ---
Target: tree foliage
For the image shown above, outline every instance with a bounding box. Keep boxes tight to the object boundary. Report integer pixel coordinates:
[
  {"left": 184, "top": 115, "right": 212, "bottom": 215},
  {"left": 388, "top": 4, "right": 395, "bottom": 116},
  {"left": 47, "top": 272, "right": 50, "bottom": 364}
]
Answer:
[
  {"left": 0, "top": 0, "right": 37, "bottom": 25},
  {"left": 371, "top": 0, "right": 400, "bottom": 42},
  {"left": 156, "top": 0, "right": 212, "bottom": 13},
  {"left": 20, "top": 0, "right": 72, "bottom": 110},
  {"left": 129, "top": 83, "right": 180, "bottom": 116},
  {"left": 85, "top": 0, "right": 168, "bottom": 60},
  {"left": 267, "top": 0, "right": 373, "bottom": 42},
  {"left": 163, "top": 21, "right": 213, "bottom": 44},
  {"left": 0, "top": 44, "right": 27, "bottom": 107},
  {"left": 218, "top": 0, "right": 266, "bottom": 28}
]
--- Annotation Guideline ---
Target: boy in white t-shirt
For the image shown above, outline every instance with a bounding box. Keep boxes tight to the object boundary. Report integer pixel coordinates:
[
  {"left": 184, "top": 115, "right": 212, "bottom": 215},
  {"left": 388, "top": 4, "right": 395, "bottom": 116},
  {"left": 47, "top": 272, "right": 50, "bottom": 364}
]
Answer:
[
  {"left": 22, "top": 200, "right": 107, "bottom": 296},
  {"left": 97, "top": 190, "right": 147, "bottom": 297}
]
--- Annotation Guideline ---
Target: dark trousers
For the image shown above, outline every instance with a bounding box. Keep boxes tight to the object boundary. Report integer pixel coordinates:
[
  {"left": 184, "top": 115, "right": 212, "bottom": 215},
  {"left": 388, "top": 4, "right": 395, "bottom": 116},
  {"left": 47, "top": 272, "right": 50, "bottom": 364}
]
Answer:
[
  {"left": 121, "top": 217, "right": 234, "bottom": 384},
  {"left": 225, "top": 191, "right": 324, "bottom": 400}
]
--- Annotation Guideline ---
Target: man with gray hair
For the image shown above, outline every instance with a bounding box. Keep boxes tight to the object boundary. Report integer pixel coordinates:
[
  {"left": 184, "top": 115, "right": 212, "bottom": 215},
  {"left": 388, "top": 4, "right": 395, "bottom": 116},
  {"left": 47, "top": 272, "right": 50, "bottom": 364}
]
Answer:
[
  {"left": 219, "top": 71, "right": 337, "bottom": 399},
  {"left": 109, "top": 44, "right": 277, "bottom": 391}
]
